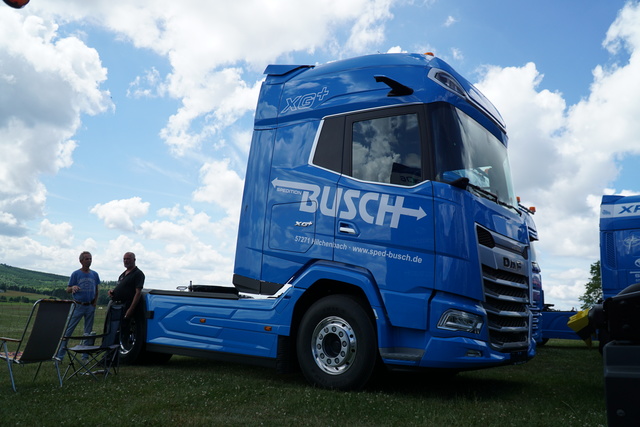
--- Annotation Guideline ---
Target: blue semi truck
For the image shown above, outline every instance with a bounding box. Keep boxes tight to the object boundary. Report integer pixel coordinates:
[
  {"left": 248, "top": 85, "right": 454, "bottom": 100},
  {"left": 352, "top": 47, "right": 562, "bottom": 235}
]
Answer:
[
  {"left": 598, "top": 195, "right": 640, "bottom": 301},
  {"left": 120, "top": 53, "right": 536, "bottom": 390},
  {"left": 538, "top": 194, "right": 640, "bottom": 345},
  {"left": 592, "top": 195, "right": 640, "bottom": 425}
]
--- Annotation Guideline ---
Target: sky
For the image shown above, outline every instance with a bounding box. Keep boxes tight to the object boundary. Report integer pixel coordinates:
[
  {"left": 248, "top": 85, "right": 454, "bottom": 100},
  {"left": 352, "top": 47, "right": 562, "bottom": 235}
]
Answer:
[{"left": 1, "top": 0, "right": 639, "bottom": 310}]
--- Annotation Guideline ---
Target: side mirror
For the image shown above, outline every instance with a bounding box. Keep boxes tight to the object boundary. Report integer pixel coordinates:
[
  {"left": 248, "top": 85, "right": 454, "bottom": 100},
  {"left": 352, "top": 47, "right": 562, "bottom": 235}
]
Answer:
[
  {"left": 439, "top": 171, "right": 469, "bottom": 189},
  {"left": 449, "top": 177, "right": 470, "bottom": 190}
]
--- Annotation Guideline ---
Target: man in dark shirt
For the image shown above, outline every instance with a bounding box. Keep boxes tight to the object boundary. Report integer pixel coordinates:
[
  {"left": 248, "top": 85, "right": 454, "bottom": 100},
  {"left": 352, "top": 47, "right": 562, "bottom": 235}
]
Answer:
[{"left": 108, "top": 252, "right": 144, "bottom": 319}]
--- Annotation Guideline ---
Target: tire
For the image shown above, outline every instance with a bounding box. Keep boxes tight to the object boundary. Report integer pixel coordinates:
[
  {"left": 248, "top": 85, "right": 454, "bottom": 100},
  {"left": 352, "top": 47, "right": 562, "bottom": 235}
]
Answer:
[
  {"left": 118, "top": 304, "right": 172, "bottom": 365},
  {"left": 118, "top": 305, "right": 145, "bottom": 364},
  {"left": 296, "top": 294, "right": 377, "bottom": 390}
]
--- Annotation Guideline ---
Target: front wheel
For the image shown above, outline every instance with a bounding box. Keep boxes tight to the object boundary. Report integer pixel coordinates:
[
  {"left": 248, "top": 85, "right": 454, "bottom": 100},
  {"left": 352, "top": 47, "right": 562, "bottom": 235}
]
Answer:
[
  {"left": 296, "top": 295, "right": 377, "bottom": 390},
  {"left": 118, "top": 305, "right": 144, "bottom": 364},
  {"left": 118, "top": 304, "right": 172, "bottom": 364}
]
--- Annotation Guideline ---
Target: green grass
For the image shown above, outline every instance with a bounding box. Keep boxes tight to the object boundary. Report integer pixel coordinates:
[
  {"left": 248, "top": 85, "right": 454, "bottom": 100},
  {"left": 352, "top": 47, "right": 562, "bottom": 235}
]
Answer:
[{"left": 1, "top": 303, "right": 607, "bottom": 426}]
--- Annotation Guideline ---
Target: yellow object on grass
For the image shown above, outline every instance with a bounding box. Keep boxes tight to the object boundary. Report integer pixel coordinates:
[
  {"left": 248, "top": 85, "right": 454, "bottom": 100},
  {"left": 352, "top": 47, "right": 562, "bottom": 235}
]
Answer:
[{"left": 567, "top": 308, "right": 593, "bottom": 346}]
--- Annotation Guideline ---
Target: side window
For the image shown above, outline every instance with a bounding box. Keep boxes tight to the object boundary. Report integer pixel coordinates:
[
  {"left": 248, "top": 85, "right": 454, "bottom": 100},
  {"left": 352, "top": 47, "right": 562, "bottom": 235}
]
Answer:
[
  {"left": 312, "top": 116, "right": 344, "bottom": 173},
  {"left": 351, "top": 113, "right": 423, "bottom": 186}
]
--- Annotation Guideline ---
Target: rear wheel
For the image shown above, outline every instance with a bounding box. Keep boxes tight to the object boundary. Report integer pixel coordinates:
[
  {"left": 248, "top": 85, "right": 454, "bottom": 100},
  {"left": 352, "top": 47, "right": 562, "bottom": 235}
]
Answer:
[{"left": 296, "top": 295, "right": 377, "bottom": 390}]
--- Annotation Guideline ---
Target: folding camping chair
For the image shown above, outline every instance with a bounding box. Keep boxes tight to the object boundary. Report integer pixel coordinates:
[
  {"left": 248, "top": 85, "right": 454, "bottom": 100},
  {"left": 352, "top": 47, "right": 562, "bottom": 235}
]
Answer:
[
  {"left": 64, "top": 301, "right": 123, "bottom": 381},
  {"left": 0, "top": 299, "right": 74, "bottom": 392}
]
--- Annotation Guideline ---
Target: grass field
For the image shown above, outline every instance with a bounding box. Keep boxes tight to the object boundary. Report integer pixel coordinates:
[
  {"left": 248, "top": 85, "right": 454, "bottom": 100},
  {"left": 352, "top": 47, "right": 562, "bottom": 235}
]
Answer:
[{"left": 0, "top": 302, "right": 607, "bottom": 426}]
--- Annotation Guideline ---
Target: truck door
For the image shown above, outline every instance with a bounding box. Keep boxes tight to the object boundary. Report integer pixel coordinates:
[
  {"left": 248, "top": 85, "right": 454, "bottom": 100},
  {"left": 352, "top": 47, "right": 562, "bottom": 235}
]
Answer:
[
  {"left": 332, "top": 105, "right": 436, "bottom": 330},
  {"left": 262, "top": 120, "right": 338, "bottom": 286}
]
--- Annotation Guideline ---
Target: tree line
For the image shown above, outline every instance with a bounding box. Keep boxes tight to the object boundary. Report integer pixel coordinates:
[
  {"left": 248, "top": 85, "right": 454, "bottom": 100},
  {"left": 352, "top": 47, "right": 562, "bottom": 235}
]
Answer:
[{"left": 0, "top": 282, "right": 117, "bottom": 305}]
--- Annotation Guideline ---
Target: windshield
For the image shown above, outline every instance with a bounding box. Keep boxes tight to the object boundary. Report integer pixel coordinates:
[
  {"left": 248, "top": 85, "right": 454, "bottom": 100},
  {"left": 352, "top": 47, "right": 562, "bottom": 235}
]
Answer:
[{"left": 431, "top": 103, "right": 517, "bottom": 209}]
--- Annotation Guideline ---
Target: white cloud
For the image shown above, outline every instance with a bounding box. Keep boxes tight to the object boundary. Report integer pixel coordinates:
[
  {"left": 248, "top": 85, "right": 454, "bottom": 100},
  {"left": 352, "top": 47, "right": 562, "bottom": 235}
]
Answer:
[
  {"left": 192, "top": 159, "right": 244, "bottom": 219},
  {"left": 444, "top": 15, "right": 457, "bottom": 27},
  {"left": 160, "top": 68, "right": 263, "bottom": 156},
  {"left": 90, "top": 197, "right": 150, "bottom": 231},
  {"left": 0, "top": 211, "right": 21, "bottom": 236},
  {"left": 387, "top": 45, "right": 406, "bottom": 53},
  {"left": 476, "top": 62, "right": 567, "bottom": 202},
  {"left": 31, "top": 0, "right": 394, "bottom": 158},
  {"left": 139, "top": 220, "right": 192, "bottom": 243},
  {"left": 127, "top": 67, "right": 162, "bottom": 99},
  {"left": 104, "top": 234, "right": 146, "bottom": 267},
  {"left": 344, "top": 0, "right": 394, "bottom": 53},
  {"left": 603, "top": 2, "right": 640, "bottom": 56},
  {"left": 39, "top": 219, "right": 74, "bottom": 247},
  {"left": 0, "top": 235, "right": 79, "bottom": 274},
  {"left": 157, "top": 204, "right": 183, "bottom": 221},
  {"left": 0, "top": 11, "right": 112, "bottom": 235}
]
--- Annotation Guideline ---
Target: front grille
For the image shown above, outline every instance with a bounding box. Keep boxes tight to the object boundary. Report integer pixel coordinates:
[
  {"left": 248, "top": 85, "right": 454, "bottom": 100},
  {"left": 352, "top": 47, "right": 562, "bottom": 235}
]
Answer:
[
  {"left": 478, "top": 225, "right": 528, "bottom": 260},
  {"left": 488, "top": 313, "right": 527, "bottom": 329},
  {"left": 477, "top": 228, "right": 531, "bottom": 353},
  {"left": 487, "top": 331, "right": 529, "bottom": 350},
  {"left": 486, "top": 297, "right": 528, "bottom": 314},
  {"left": 483, "top": 267, "right": 528, "bottom": 303},
  {"left": 482, "top": 266, "right": 527, "bottom": 285},
  {"left": 477, "top": 227, "right": 495, "bottom": 248}
]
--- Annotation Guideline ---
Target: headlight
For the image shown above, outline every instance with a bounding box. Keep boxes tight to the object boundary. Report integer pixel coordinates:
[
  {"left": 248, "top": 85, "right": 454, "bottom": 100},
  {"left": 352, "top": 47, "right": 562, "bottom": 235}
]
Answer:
[{"left": 437, "top": 309, "right": 484, "bottom": 334}]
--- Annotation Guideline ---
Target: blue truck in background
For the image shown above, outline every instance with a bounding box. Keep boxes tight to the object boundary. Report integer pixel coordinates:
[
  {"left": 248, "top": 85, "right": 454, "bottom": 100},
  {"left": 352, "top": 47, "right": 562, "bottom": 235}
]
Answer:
[
  {"left": 537, "top": 194, "right": 640, "bottom": 347},
  {"left": 119, "top": 53, "right": 536, "bottom": 390},
  {"left": 598, "top": 195, "right": 640, "bottom": 301},
  {"left": 591, "top": 195, "right": 640, "bottom": 425},
  {"left": 590, "top": 194, "right": 640, "bottom": 347}
]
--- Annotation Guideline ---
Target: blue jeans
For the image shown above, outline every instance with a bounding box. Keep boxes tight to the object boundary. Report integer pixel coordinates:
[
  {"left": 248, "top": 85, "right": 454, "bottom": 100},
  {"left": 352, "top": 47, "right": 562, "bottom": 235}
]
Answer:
[{"left": 57, "top": 303, "right": 96, "bottom": 361}]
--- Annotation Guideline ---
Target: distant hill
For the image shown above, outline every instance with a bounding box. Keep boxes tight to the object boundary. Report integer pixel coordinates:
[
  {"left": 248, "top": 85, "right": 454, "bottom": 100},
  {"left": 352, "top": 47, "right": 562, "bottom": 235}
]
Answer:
[
  {"left": 0, "top": 264, "right": 115, "bottom": 304},
  {"left": 0, "top": 263, "right": 69, "bottom": 290}
]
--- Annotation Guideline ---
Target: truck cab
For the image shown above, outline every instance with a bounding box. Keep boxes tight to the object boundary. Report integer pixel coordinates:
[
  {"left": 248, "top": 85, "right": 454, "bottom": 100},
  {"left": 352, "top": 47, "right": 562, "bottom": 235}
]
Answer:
[{"left": 136, "top": 53, "right": 534, "bottom": 390}]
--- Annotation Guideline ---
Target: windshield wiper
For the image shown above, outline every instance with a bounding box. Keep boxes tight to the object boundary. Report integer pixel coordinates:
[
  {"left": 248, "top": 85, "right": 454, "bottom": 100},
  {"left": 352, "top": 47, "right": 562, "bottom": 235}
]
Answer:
[
  {"left": 448, "top": 177, "right": 520, "bottom": 215},
  {"left": 468, "top": 183, "right": 520, "bottom": 215},
  {"left": 466, "top": 182, "right": 498, "bottom": 202}
]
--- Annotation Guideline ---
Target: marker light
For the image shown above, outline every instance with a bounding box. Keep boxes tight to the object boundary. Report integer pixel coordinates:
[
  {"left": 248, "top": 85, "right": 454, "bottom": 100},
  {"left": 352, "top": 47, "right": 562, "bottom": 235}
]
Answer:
[{"left": 437, "top": 309, "right": 484, "bottom": 334}]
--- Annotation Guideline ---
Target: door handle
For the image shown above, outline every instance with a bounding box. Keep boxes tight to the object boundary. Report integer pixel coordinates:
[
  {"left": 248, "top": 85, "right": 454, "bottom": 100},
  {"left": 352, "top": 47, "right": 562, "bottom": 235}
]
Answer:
[{"left": 339, "top": 222, "right": 357, "bottom": 235}]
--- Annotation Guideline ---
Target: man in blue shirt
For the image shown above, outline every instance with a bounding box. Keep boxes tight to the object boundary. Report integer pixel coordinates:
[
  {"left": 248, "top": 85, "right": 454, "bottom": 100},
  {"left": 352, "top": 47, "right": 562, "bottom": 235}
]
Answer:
[{"left": 56, "top": 251, "right": 100, "bottom": 361}]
